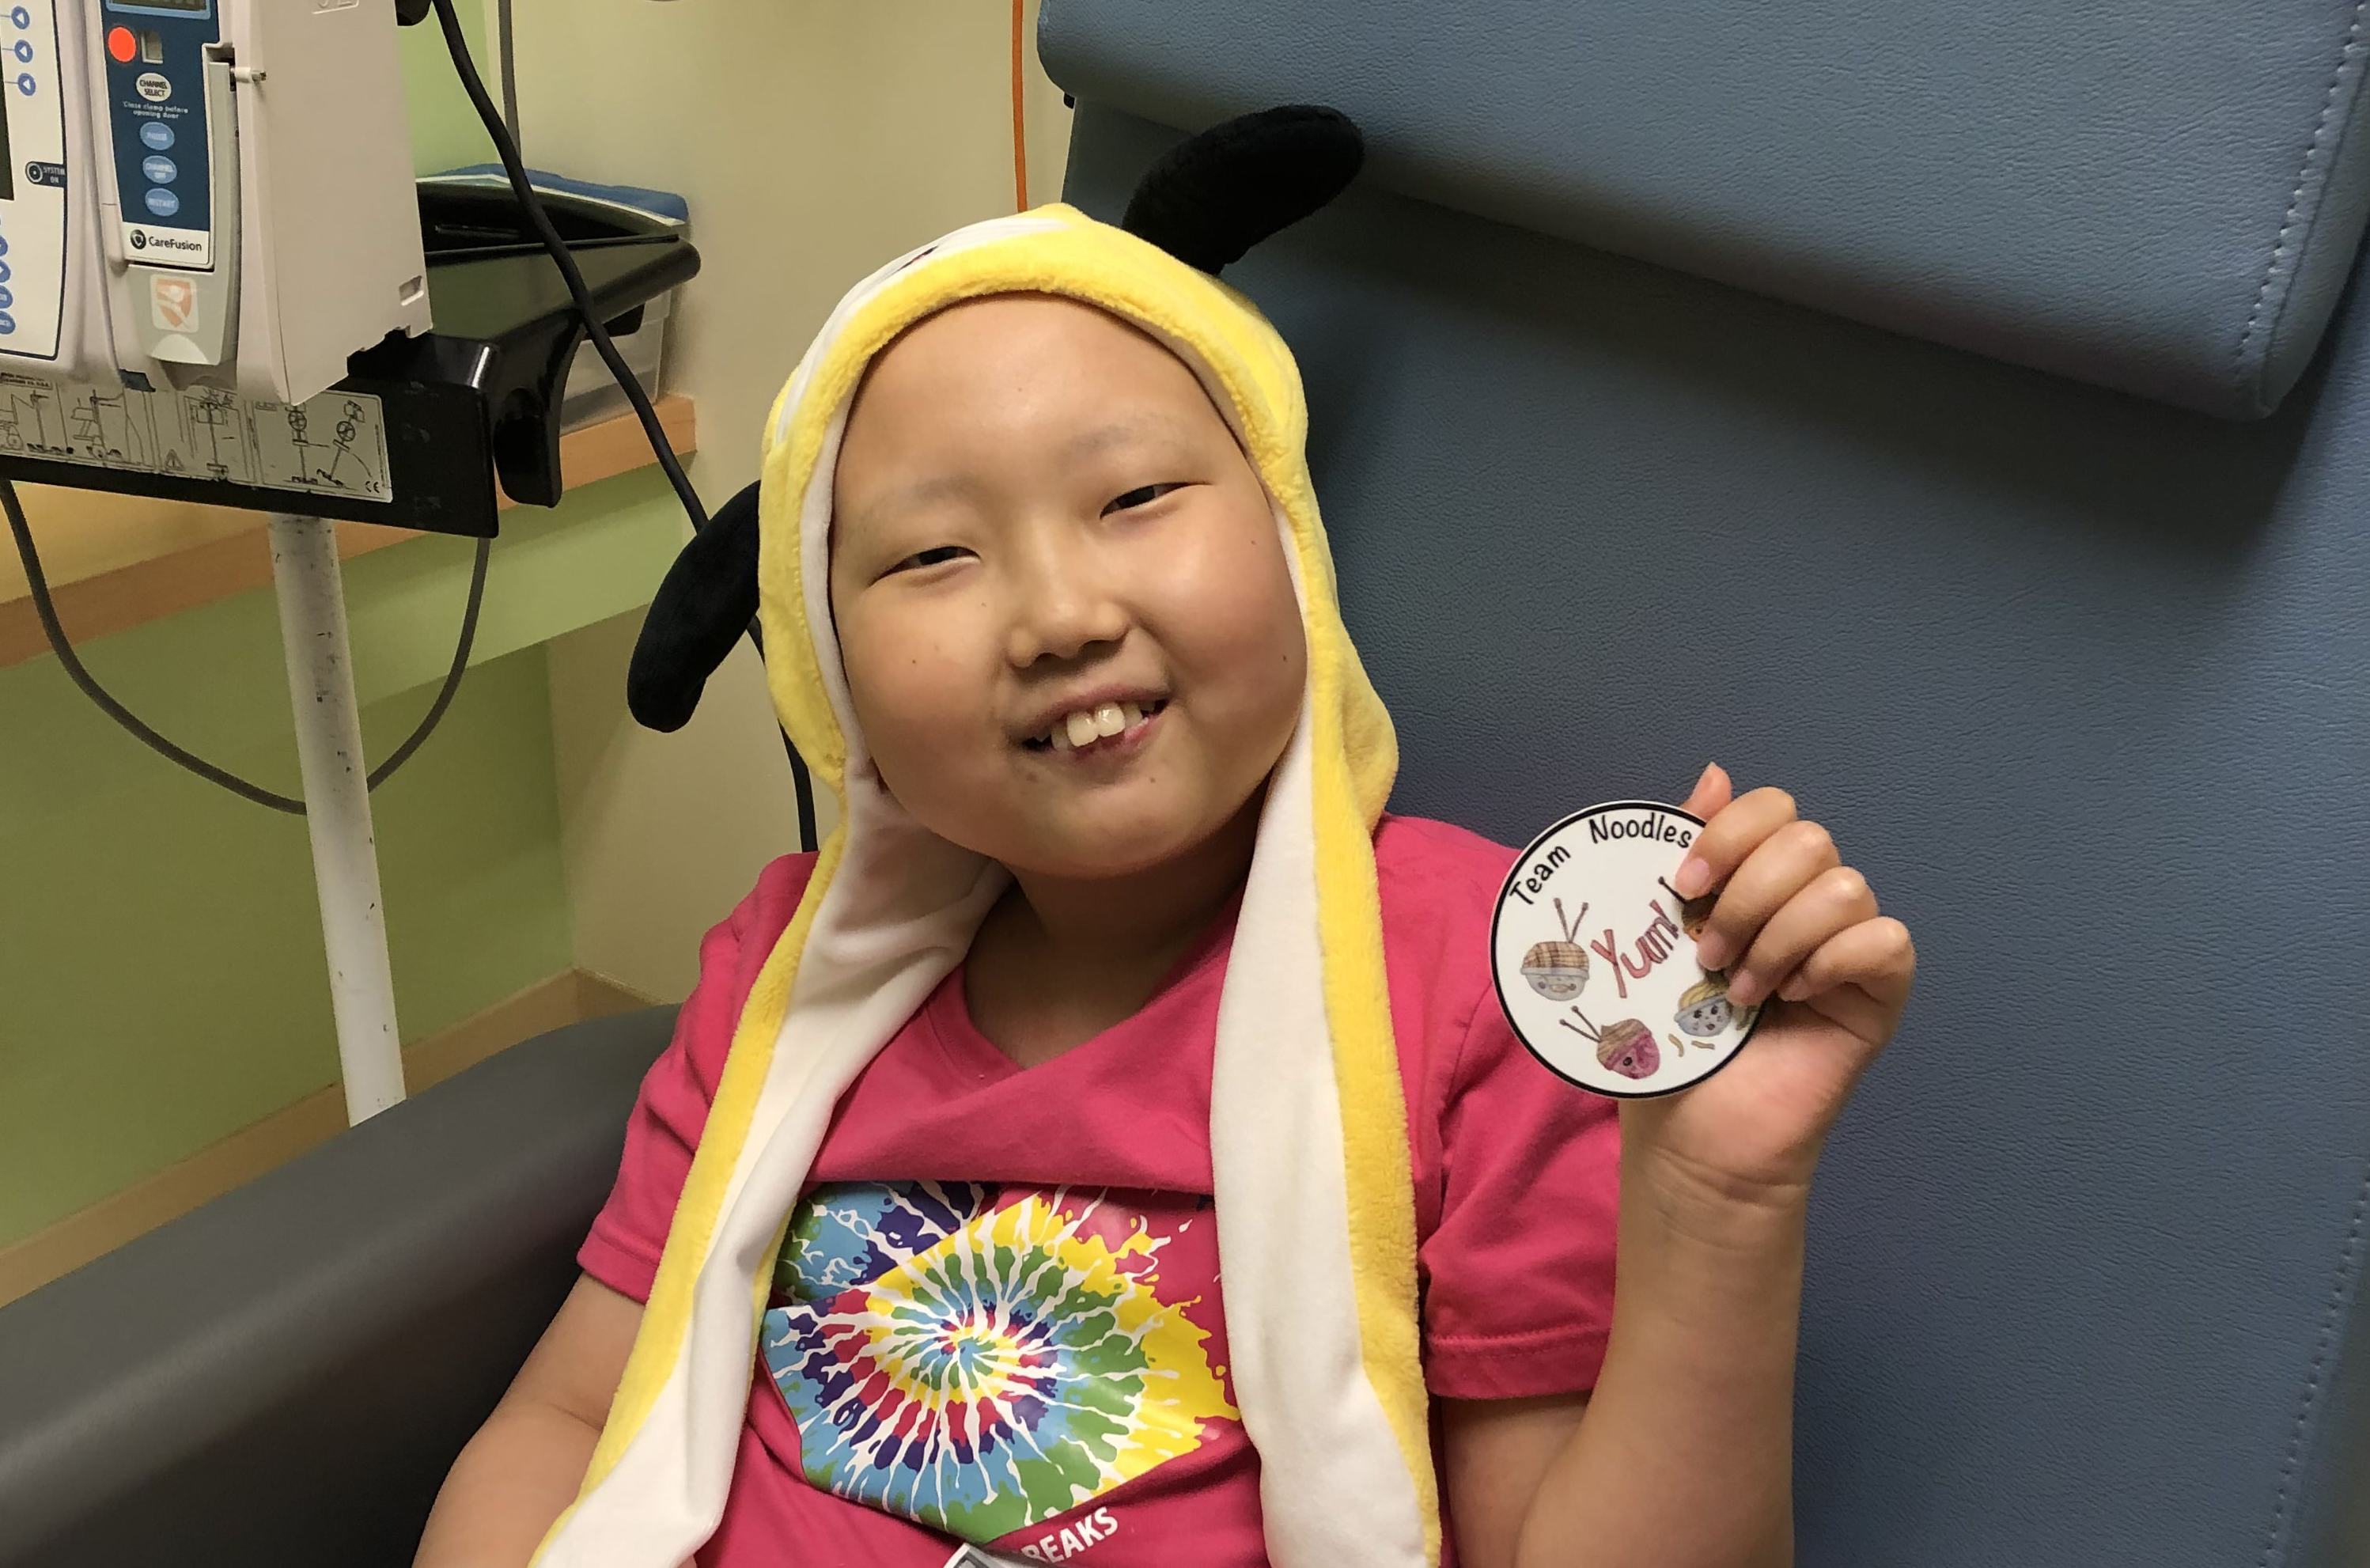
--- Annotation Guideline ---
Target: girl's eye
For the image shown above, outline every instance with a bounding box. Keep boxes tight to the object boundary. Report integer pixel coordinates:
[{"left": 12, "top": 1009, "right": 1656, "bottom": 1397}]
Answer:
[
  {"left": 892, "top": 545, "right": 969, "bottom": 573},
  {"left": 1103, "top": 482, "right": 1184, "bottom": 515}
]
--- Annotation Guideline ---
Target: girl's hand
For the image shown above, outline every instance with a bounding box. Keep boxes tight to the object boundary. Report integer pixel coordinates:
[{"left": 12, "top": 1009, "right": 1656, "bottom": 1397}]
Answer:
[{"left": 1622, "top": 763, "right": 1917, "bottom": 1208}]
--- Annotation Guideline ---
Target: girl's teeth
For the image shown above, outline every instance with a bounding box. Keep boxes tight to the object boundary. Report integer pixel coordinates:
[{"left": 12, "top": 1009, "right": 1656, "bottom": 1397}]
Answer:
[{"left": 1043, "top": 700, "right": 1160, "bottom": 752}]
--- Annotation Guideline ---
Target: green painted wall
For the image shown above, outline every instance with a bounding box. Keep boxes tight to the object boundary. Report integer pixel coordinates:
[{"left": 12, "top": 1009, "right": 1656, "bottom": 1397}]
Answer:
[
  {"left": 1, "top": 470, "right": 687, "bottom": 1250},
  {"left": 0, "top": 646, "right": 568, "bottom": 1243}
]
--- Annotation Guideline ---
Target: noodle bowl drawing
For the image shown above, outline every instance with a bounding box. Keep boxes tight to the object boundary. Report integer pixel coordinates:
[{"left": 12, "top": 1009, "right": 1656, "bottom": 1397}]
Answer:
[
  {"left": 1674, "top": 974, "right": 1736, "bottom": 1036},
  {"left": 1520, "top": 899, "right": 1592, "bottom": 1001},
  {"left": 1565, "top": 1008, "right": 1659, "bottom": 1081}
]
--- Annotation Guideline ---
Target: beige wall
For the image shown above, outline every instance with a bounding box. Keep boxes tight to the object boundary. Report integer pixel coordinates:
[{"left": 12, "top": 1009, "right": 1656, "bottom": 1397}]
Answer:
[{"left": 519, "top": 0, "right": 1073, "bottom": 1000}]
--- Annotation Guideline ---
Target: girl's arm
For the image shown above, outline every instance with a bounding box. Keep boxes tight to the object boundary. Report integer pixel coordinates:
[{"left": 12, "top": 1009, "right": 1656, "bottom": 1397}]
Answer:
[
  {"left": 1442, "top": 1161, "right": 1807, "bottom": 1568},
  {"left": 412, "top": 1274, "right": 644, "bottom": 1568},
  {"left": 1447, "top": 764, "right": 1914, "bottom": 1568}
]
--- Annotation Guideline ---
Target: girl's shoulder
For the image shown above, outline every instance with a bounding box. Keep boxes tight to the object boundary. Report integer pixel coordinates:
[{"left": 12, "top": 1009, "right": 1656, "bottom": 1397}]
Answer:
[
  {"left": 1371, "top": 814, "right": 1520, "bottom": 1070},
  {"left": 1372, "top": 812, "right": 1520, "bottom": 934},
  {"left": 720, "top": 850, "right": 824, "bottom": 953},
  {"left": 682, "top": 850, "right": 824, "bottom": 1068},
  {"left": 1376, "top": 816, "right": 1622, "bottom": 1399}
]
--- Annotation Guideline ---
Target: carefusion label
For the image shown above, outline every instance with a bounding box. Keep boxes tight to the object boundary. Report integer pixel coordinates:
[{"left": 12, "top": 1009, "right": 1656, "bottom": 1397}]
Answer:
[{"left": 123, "top": 222, "right": 208, "bottom": 266}]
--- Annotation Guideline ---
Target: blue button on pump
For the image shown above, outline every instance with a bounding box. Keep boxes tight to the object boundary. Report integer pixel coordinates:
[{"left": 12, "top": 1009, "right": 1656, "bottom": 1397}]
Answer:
[
  {"left": 12, "top": 40, "right": 30, "bottom": 62},
  {"left": 0, "top": 314, "right": 18, "bottom": 336},
  {"left": 142, "top": 185, "right": 178, "bottom": 217},
  {"left": 141, "top": 153, "right": 174, "bottom": 184},
  {"left": 139, "top": 120, "right": 172, "bottom": 151},
  {"left": 0, "top": 257, "right": 14, "bottom": 280},
  {"left": 14, "top": 73, "right": 32, "bottom": 95},
  {"left": 0, "top": 235, "right": 13, "bottom": 257},
  {"left": 0, "top": 287, "right": 16, "bottom": 309},
  {"left": 8, "top": 9, "right": 26, "bottom": 28}
]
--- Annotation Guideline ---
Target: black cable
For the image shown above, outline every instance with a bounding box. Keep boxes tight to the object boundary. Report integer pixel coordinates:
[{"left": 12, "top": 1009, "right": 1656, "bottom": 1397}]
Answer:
[
  {"left": 7, "top": 479, "right": 301, "bottom": 813},
  {"left": 429, "top": 0, "right": 708, "bottom": 536},
  {"left": 744, "top": 616, "right": 819, "bottom": 850},
  {"left": 5, "top": 478, "right": 490, "bottom": 812},
  {"left": 435, "top": 0, "right": 823, "bottom": 851},
  {"left": 366, "top": 532, "right": 492, "bottom": 788},
  {"left": 786, "top": 725, "right": 818, "bottom": 852}
]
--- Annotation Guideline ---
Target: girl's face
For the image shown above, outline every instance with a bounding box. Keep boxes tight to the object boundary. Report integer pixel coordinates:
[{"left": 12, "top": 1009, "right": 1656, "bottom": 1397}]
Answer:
[{"left": 828, "top": 294, "right": 1307, "bottom": 881}]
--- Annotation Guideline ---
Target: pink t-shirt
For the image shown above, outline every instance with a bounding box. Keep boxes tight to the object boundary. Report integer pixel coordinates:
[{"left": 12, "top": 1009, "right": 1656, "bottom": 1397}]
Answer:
[{"left": 579, "top": 815, "right": 1619, "bottom": 1568}]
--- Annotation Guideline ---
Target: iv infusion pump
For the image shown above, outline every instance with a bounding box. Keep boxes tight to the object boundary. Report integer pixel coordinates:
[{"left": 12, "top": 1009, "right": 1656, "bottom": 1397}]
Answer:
[{"left": 0, "top": 0, "right": 427, "bottom": 407}]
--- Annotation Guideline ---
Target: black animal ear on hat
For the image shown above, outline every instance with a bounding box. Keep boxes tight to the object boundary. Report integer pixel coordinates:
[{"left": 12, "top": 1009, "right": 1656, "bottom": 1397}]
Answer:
[
  {"left": 627, "top": 477, "right": 761, "bottom": 733},
  {"left": 627, "top": 107, "right": 1361, "bottom": 733},
  {"left": 1121, "top": 104, "right": 1365, "bottom": 275}
]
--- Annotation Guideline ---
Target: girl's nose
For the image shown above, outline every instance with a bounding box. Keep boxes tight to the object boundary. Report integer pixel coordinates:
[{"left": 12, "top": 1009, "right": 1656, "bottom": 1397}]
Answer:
[{"left": 1005, "top": 533, "right": 1129, "bottom": 665}]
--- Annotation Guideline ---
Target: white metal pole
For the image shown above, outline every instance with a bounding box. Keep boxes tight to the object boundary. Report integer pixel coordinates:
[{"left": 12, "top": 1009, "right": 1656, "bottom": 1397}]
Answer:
[{"left": 268, "top": 513, "right": 406, "bottom": 1124}]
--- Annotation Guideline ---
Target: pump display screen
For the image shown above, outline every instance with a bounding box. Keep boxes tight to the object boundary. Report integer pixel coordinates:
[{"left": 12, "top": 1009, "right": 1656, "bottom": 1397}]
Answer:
[{"left": 109, "top": 0, "right": 209, "bottom": 11}]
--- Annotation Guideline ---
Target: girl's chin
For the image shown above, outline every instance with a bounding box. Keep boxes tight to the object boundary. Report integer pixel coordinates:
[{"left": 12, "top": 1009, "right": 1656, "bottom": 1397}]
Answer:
[
  {"left": 1010, "top": 840, "right": 1199, "bottom": 884},
  {"left": 994, "top": 809, "right": 1232, "bottom": 881}
]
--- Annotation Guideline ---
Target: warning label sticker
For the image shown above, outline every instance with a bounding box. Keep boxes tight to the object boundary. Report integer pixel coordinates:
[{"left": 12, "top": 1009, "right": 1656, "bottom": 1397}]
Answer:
[{"left": 0, "top": 373, "right": 391, "bottom": 501}]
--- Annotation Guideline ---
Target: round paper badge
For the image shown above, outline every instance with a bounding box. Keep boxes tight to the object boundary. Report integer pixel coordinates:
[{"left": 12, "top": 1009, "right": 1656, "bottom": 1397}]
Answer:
[{"left": 1491, "top": 800, "right": 1764, "bottom": 1098}]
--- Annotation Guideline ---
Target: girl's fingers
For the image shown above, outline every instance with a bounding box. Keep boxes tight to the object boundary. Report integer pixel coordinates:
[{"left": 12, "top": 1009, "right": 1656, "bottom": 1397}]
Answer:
[
  {"left": 1671, "top": 786, "right": 1800, "bottom": 906},
  {"left": 1726, "top": 864, "right": 1879, "bottom": 1007},
  {"left": 1679, "top": 760, "right": 1734, "bottom": 822},
  {"left": 1690, "top": 815, "right": 1837, "bottom": 971},
  {"left": 1777, "top": 916, "right": 1918, "bottom": 1017}
]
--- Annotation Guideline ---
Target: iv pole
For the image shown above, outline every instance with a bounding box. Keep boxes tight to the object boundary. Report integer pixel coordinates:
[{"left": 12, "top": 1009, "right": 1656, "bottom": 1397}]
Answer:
[
  {"left": 263, "top": 0, "right": 512, "bottom": 1127},
  {"left": 268, "top": 513, "right": 406, "bottom": 1125}
]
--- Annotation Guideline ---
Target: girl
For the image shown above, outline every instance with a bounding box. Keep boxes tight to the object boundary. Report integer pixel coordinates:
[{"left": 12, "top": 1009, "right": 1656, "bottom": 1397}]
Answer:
[{"left": 415, "top": 109, "right": 1914, "bottom": 1568}]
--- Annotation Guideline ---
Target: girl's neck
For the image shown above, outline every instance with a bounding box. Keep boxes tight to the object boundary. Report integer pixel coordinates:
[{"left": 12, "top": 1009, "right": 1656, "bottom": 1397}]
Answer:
[{"left": 964, "top": 794, "right": 1262, "bottom": 1068}]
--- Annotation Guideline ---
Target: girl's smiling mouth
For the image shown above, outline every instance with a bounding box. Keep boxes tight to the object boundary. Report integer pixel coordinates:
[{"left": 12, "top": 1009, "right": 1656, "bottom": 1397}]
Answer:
[{"left": 1021, "top": 698, "right": 1168, "bottom": 756}]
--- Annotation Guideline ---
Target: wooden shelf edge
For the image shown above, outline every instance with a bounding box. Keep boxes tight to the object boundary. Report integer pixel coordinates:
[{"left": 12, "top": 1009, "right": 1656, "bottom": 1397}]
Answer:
[{"left": 0, "top": 394, "right": 697, "bottom": 672}]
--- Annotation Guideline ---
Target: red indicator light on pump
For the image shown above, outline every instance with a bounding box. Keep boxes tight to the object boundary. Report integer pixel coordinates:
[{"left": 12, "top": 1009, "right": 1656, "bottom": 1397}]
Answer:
[{"left": 106, "top": 25, "right": 134, "bottom": 63}]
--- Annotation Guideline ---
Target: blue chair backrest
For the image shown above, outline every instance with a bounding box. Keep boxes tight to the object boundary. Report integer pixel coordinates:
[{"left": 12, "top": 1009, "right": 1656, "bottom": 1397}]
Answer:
[{"left": 1044, "top": 3, "right": 2370, "bottom": 1563}]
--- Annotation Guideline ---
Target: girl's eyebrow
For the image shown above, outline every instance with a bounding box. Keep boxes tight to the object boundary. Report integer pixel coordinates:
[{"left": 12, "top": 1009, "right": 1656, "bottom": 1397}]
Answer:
[
  {"left": 1061, "top": 416, "right": 1179, "bottom": 461},
  {"left": 851, "top": 472, "right": 986, "bottom": 535}
]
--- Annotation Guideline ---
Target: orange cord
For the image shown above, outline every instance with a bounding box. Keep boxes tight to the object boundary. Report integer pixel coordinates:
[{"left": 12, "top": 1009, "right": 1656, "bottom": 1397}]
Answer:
[{"left": 1010, "top": 0, "right": 1030, "bottom": 211}]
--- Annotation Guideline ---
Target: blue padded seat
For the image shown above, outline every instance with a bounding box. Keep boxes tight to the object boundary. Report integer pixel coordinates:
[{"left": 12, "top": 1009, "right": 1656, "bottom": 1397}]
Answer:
[
  {"left": 1047, "top": 0, "right": 2370, "bottom": 419},
  {"left": 1039, "top": 4, "right": 2370, "bottom": 1564}
]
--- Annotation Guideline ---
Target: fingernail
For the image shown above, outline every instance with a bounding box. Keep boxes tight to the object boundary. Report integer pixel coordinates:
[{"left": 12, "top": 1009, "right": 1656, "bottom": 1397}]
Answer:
[
  {"left": 1694, "top": 760, "right": 1717, "bottom": 792},
  {"left": 1728, "top": 969, "right": 1763, "bottom": 1006},
  {"left": 1778, "top": 975, "right": 1808, "bottom": 1002},
  {"left": 1694, "top": 930, "right": 1731, "bottom": 971},
  {"left": 1673, "top": 856, "right": 1711, "bottom": 898}
]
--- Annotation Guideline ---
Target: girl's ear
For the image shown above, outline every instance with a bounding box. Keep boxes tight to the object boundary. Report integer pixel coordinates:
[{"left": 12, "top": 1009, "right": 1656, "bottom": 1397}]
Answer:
[
  {"left": 627, "top": 477, "right": 763, "bottom": 733},
  {"left": 1120, "top": 104, "right": 1365, "bottom": 275}
]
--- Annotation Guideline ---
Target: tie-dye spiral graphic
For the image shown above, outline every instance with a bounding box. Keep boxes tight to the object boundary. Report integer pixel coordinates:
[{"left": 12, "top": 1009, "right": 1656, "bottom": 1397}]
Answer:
[{"left": 760, "top": 1181, "right": 1236, "bottom": 1543}]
